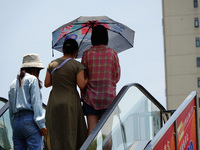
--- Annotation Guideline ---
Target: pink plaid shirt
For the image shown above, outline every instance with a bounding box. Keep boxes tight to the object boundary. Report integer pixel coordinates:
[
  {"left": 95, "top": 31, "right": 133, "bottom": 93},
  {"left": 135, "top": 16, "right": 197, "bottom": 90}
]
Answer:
[{"left": 81, "top": 45, "right": 120, "bottom": 110}]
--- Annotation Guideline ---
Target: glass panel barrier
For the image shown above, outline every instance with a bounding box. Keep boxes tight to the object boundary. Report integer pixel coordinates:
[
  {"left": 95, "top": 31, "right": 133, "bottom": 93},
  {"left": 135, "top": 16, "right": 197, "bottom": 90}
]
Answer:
[
  {"left": 81, "top": 83, "right": 165, "bottom": 150},
  {"left": 0, "top": 101, "right": 4, "bottom": 109},
  {"left": 0, "top": 103, "right": 13, "bottom": 150},
  {"left": 0, "top": 98, "right": 46, "bottom": 150},
  {"left": 1, "top": 84, "right": 165, "bottom": 150}
]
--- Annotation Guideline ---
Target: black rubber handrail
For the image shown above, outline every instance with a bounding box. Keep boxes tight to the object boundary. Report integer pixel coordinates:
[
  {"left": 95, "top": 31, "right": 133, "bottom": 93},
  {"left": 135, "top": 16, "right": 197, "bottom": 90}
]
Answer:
[
  {"left": 80, "top": 83, "right": 166, "bottom": 150},
  {"left": 0, "top": 97, "right": 8, "bottom": 103}
]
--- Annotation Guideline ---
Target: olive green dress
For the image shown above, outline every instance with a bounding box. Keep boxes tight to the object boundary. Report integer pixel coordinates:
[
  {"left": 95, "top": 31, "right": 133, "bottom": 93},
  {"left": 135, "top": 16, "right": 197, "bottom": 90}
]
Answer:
[{"left": 45, "top": 58, "right": 87, "bottom": 150}]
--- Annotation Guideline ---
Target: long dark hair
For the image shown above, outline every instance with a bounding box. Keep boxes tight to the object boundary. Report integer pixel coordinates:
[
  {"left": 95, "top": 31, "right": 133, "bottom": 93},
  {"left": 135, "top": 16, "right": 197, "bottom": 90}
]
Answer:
[
  {"left": 91, "top": 25, "right": 108, "bottom": 46},
  {"left": 18, "top": 67, "right": 42, "bottom": 89},
  {"left": 62, "top": 39, "right": 78, "bottom": 55}
]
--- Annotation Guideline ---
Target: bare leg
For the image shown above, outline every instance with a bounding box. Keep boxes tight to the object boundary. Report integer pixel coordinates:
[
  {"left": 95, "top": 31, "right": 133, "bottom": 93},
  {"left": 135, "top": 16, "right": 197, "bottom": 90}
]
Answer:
[{"left": 86, "top": 115, "right": 99, "bottom": 136}]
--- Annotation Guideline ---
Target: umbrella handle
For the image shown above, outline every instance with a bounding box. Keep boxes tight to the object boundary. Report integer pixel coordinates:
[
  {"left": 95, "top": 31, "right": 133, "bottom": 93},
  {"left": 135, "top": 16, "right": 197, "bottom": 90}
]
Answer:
[{"left": 52, "top": 48, "right": 54, "bottom": 57}]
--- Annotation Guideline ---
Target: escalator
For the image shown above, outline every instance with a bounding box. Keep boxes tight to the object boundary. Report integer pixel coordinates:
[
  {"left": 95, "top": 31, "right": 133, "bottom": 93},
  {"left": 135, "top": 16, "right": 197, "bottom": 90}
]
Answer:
[
  {"left": 0, "top": 83, "right": 198, "bottom": 149},
  {"left": 80, "top": 83, "right": 198, "bottom": 149},
  {"left": 80, "top": 83, "right": 166, "bottom": 150}
]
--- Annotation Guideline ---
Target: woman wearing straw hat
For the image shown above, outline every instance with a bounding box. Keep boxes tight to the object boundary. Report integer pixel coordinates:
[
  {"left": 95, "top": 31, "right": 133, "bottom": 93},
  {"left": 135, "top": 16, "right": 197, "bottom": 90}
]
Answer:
[{"left": 8, "top": 53, "right": 47, "bottom": 150}]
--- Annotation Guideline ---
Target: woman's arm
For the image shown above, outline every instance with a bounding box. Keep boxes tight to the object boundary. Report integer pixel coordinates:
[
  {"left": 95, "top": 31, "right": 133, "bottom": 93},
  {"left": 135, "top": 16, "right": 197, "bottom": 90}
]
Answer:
[
  {"left": 30, "top": 78, "right": 46, "bottom": 130},
  {"left": 77, "top": 70, "right": 88, "bottom": 90},
  {"left": 114, "top": 53, "right": 121, "bottom": 83},
  {"left": 44, "top": 70, "right": 52, "bottom": 88}
]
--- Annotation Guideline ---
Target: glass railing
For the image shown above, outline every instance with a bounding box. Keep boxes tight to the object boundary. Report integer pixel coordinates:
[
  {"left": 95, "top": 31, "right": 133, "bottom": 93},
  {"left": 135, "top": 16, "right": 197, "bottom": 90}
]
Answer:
[
  {"left": 80, "top": 83, "right": 166, "bottom": 150},
  {"left": 0, "top": 97, "right": 47, "bottom": 150},
  {"left": 0, "top": 98, "right": 12, "bottom": 150},
  {"left": 0, "top": 83, "right": 166, "bottom": 150}
]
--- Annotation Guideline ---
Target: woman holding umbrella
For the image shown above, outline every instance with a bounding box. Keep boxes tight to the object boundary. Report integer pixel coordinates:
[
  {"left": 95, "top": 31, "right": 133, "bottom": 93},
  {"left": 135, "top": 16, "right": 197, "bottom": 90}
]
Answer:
[
  {"left": 81, "top": 25, "right": 121, "bottom": 135},
  {"left": 44, "top": 39, "right": 88, "bottom": 150}
]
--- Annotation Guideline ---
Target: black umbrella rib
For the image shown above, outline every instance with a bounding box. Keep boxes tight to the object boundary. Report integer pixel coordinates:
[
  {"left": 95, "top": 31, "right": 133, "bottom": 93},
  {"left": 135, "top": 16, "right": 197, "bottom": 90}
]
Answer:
[
  {"left": 75, "top": 22, "right": 122, "bottom": 48},
  {"left": 107, "top": 28, "right": 133, "bottom": 47},
  {"left": 64, "top": 24, "right": 89, "bottom": 36},
  {"left": 79, "top": 25, "right": 92, "bottom": 48}
]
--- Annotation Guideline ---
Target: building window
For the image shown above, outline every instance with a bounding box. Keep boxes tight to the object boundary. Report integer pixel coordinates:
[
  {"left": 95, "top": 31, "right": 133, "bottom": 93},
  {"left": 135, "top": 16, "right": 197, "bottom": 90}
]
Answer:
[
  {"left": 197, "top": 58, "right": 200, "bottom": 67},
  {"left": 194, "top": 0, "right": 198, "bottom": 8},
  {"left": 199, "top": 98, "right": 200, "bottom": 107},
  {"left": 198, "top": 78, "right": 200, "bottom": 87},
  {"left": 196, "top": 37, "right": 200, "bottom": 47},
  {"left": 199, "top": 118, "right": 200, "bottom": 128},
  {"left": 195, "top": 18, "right": 199, "bottom": 28}
]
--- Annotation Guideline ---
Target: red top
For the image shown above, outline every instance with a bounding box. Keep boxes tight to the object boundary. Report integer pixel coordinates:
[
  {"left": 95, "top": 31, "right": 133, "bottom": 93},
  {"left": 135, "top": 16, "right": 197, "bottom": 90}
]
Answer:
[{"left": 81, "top": 45, "right": 121, "bottom": 110}]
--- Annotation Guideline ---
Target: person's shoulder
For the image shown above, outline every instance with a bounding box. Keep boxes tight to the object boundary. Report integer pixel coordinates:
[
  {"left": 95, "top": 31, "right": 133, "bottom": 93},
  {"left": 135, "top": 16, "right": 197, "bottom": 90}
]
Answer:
[
  {"left": 72, "top": 59, "right": 85, "bottom": 67},
  {"left": 72, "top": 59, "right": 82, "bottom": 65},
  {"left": 83, "top": 48, "right": 93, "bottom": 55},
  {"left": 83, "top": 50, "right": 88, "bottom": 55},
  {"left": 50, "top": 58, "right": 62, "bottom": 64},
  {"left": 106, "top": 46, "right": 114, "bottom": 51},
  {"left": 107, "top": 47, "right": 117, "bottom": 54},
  {"left": 48, "top": 58, "right": 62, "bottom": 68},
  {"left": 9, "top": 78, "right": 17, "bottom": 89}
]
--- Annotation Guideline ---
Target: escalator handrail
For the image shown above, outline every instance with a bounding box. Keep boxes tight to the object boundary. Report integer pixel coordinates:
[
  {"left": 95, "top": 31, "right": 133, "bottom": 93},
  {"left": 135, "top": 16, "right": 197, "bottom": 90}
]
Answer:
[
  {"left": 133, "top": 83, "right": 165, "bottom": 111},
  {"left": 0, "top": 97, "right": 9, "bottom": 117},
  {"left": 0, "top": 97, "right": 8, "bottom": 103},
  {"left": 0, "top": 102, "right": 9, "bottom": 118},
  {"left": 80, "top": 83, "right": 166, "bottom": 150}
]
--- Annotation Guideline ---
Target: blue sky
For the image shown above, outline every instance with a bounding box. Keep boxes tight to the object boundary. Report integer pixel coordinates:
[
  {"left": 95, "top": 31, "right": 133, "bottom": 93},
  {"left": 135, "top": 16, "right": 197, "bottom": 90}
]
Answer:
[{"left": 0, "top": 0, "right": 166, "bottom": 107}]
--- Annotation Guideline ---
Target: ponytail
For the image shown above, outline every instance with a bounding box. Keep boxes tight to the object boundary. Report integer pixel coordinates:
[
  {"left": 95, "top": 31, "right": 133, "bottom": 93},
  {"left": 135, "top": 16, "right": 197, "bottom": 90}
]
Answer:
[
  {"left": 18, "top": 69, "right": 26, "bottom": 87},
  {"left": 18, "top": 68, "right": 42, "bottom": 89}
]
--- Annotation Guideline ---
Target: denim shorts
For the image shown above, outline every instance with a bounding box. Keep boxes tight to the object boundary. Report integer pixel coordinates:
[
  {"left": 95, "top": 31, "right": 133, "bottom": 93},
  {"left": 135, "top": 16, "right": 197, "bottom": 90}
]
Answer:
[
  {"left": 13, "top": 110, "right": 42, "bottom": 150},
  {"left": 83, "top": 101, "right": 107, "bottom": 117}
]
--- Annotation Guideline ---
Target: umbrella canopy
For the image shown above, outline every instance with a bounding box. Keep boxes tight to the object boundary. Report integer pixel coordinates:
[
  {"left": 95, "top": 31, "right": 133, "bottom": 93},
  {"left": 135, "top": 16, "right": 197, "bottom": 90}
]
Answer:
[{"left": 52, "top": 16, "right": 135, "bottom": 58}]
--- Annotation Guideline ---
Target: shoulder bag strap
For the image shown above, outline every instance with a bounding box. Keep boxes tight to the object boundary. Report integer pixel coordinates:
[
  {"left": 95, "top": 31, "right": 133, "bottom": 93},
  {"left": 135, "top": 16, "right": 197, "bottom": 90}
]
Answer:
[{"left": 51, "top": 58, "right": 72, "bottom": 75}]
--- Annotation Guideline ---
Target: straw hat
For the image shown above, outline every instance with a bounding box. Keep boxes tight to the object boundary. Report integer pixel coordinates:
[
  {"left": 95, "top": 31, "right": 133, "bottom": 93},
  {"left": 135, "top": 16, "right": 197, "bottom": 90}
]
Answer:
[{"left": 21, "top": 53, "right": 44, "bottom": 69}]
